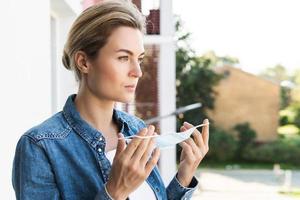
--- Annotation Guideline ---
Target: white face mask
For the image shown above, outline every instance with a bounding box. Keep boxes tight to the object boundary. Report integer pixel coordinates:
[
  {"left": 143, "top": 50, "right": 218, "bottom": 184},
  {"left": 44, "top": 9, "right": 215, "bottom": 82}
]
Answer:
[{"left": 122, "top": 123, "right": 209, "bottom": 149}]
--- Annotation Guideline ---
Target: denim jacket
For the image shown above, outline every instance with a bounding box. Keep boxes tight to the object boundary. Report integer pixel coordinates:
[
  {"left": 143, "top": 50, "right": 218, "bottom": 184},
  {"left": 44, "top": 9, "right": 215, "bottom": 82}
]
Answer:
[{"left": 12, "top": 94, "right": 198, "bottom": 200}]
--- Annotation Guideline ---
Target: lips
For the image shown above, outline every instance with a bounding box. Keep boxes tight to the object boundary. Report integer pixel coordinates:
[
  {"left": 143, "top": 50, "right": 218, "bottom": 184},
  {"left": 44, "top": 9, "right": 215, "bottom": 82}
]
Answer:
[
  {"left": 124, "top": 84, "right": 136, "bottom": 88},
  {"left": 124, "top": 84, "right": 137, "bottom": 92}
]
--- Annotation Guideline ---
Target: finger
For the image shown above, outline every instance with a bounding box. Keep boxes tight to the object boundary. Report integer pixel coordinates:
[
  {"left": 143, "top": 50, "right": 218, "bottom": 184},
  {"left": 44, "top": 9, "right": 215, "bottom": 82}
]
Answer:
[
  {"left": 191, "top": 129, "right": 205, "bottom": 148},
  {"left": 185, "top": 138, "right": 204, "bottom": 158},
  {"left": 183, "top": 122, "right": 201, "bottom": 135},
  {"left": 185, "top": 138, "right": 200, "bottom": 155},
  {"left": 183, "top": 121, "right": 193, "bottom": 129},
  {"left": 131, "top": 125, "right": 155, "bottom": 161},
  {"left": 145, "top": 148, "right": 160, "bottom": 175},
  {"left": 202, "top": 119, "right": 209, "bottom": 147},
  {"left": 115, "top": 133, "right": 126, "bottom": 156},
  {"left": 180, "top": 125, "right": 187, "bottom": 132},
  {"left": 123, "top": 128, "right": 147, "bottom": 157},
  {"left": 140, "top": 131, "right": 157, "bottom": 166},
  {"left": 179, "top": 141, "right": 195, "bottom": 162},
  {"left": 180, "top": 125, "right": 196, "bottom": 144},
  {"left": 189, "top": 126, "right": 205, "bottom": 149},
  {"left": 181, "top": 123, "right": 204, "bottom": 148}
]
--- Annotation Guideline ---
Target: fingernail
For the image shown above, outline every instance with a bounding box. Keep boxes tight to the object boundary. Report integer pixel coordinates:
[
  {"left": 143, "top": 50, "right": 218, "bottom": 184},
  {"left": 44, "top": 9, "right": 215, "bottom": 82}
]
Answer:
[
  {"left": 149, "top": 125, "right": 154, "bottom": 132},
  {"left": 204, "top": 119, "right": 209, "bottom": 124},
  {"left": 143, "top": 128, "right": 148, "bottom": 135}
]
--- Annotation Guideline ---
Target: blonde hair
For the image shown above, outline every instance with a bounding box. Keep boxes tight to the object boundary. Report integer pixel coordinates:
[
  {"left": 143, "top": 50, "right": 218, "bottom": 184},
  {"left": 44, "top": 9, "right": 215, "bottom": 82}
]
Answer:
[{"left": 62, "top": 0, "right": 146, "bottom": 81}]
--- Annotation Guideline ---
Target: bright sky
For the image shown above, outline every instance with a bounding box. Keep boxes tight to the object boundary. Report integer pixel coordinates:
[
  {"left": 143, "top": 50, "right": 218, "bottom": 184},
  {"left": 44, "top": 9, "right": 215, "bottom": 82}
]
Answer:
[{"left": 173, "top": 0, "right": 300, "bottom": 75}]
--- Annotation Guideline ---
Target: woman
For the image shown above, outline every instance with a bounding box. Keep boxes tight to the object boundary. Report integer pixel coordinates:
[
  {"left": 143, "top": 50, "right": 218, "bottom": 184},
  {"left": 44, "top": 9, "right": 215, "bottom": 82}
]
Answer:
[{"left": 12, "top": 0, "right": 209, "bottom": 199}]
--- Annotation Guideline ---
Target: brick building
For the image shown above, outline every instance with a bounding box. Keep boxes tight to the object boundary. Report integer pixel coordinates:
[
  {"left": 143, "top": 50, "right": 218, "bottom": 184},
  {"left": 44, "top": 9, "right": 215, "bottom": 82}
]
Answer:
[{"left": 207, "top": 66, "right": 280, "bottom": 141}]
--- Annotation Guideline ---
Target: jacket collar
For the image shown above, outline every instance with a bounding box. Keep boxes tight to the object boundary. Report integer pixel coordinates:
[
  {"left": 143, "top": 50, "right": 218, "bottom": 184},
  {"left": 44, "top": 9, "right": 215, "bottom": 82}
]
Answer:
[{"left": 62, "top": 94, "right": 128, "bottom": 148}]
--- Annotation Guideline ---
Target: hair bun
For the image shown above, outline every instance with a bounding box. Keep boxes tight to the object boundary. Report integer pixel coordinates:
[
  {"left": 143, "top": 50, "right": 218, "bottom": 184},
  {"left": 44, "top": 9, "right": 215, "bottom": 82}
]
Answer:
[{"left": 62, "top": 49, "right": 71, "bottom": 70}]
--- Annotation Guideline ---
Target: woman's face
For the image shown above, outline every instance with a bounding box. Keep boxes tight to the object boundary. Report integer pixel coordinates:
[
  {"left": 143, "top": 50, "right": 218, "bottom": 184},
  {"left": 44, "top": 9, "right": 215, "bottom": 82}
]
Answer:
[{"left": 86, "top": 26, "right": 144, "bottom": 103}]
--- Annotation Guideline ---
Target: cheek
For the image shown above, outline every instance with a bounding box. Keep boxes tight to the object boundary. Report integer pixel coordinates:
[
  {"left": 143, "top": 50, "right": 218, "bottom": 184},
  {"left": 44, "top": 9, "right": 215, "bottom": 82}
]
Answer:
[{"left": 91, "top": 60, "right": 125, "bottom": 87}]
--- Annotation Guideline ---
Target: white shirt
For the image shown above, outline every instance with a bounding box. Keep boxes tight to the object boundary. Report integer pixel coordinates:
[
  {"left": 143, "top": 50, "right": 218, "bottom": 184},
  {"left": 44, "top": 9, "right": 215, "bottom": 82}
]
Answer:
[{"left": 105, "top": 149, "right": 157, "bottom": 200}]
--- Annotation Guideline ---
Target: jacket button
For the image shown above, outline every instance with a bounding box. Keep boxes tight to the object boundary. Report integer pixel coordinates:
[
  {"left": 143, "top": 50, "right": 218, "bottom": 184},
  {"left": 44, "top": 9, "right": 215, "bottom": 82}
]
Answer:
[
  {"left": 99, "top": 137, "right": 103, "bottom": 141},
  {"left": 155, "top": 187, "right": 160, "bottom": 192},
  {"left": 98, "top": 148, "right": 102, "bottom": 153}
]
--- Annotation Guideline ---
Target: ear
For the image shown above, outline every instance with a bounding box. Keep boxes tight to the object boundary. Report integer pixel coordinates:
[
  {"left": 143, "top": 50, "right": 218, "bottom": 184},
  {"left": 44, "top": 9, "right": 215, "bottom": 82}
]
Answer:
[{"left": 74, "top": 51, "right": 91, "bottom": 74}]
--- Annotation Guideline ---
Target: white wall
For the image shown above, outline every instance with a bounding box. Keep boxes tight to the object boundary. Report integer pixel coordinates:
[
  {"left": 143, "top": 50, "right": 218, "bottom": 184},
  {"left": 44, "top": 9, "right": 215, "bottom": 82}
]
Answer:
[
  {"left": 0, "top": 0, "right": 51, "bottom": 198},
  {"left": 50, "top": 0, "right": 79, "bottom": 112},
  {"left": 0, "top": 0, "right": 78, "bottom": 198}
]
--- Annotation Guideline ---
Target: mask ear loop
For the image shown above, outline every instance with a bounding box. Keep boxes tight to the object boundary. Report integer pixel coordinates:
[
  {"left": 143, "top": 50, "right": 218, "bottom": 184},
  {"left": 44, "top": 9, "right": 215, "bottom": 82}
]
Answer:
[
  {"left": 119, "top": 122, "right": 210, "bottom": 140},
  {"left": 194, "top": 122, "right": 209, "bottom": 129}
]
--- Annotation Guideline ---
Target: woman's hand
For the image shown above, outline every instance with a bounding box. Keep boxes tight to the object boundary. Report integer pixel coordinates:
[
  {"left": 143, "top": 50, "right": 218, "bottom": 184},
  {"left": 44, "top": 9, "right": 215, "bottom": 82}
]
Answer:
[
  {"left": 106, "top": 125, "right": 160, "bottom": 200},
  {"left": 177, "top": 119, "right": 209, "bottom": 187}
]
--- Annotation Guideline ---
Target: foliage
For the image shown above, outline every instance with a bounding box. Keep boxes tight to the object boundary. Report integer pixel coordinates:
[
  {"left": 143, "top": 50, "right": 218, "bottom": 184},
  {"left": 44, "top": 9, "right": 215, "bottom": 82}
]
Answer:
[
  {"left": 259, "top": 64, "right": 289, "bottom": 84},
  {"left": 175, "top": 17, "right": 239, "bottom": 162},
  {"left": 259, "top": 65, "right": 292, "bottom": 109},
  {"left": 278, "top": 124, "right": 300, "bottom": 136},
  {"left": 242, "top": 136, "right": 300, "bottom": 165},
  {"left": 280, "top": 86, "right": 292, "bottom": 109},
  {"left": 234, "top": 122, "right": 257, "bottom": 159},
  {"left": 280, "top": 103, "right": 300, "bottom": 132},
  {"left": 206, "top": 126, "right": 238, "bottom": 162},
  {"left": 175, "top": 18, "right": 234, "bottom": 126},
  {"left": 289, "top": 70, "right": 300, "bottom": 105}
]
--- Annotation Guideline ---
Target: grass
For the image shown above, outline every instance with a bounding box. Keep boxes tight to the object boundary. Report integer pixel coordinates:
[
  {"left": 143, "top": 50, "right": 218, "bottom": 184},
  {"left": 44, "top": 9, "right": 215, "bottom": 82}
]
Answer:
[{"left": 279, "top": 189, "right": 300, "bottom": 199}]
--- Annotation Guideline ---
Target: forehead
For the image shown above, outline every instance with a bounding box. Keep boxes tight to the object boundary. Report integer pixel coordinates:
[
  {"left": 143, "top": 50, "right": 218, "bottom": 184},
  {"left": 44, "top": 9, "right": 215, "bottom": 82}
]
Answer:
[{"left": 104, "top": 26, "right": 144, "bottom": 54}]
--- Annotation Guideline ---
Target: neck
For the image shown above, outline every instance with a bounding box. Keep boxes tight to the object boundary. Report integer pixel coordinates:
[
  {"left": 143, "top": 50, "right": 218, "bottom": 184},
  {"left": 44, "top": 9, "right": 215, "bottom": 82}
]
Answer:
[{"left": 74, "top": 87, "right": 116, "bottom": 135}]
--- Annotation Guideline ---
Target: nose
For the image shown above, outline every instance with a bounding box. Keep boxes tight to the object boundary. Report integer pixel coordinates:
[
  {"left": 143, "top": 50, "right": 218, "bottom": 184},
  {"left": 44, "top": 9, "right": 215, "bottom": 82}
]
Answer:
[{"left": 129, "top": 61, "right": 143, "bottom": 78}]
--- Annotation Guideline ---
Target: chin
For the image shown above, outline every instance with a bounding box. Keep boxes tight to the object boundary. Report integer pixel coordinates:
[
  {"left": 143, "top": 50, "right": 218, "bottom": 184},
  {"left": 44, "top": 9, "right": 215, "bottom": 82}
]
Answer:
[{"left": 117, "top": 95, "right": 135, "bottom": 104}]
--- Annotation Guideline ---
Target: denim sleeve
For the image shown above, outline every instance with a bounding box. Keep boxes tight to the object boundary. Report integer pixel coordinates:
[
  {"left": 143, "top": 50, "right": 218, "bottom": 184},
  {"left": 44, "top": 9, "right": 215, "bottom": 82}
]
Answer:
[
  {"left": 12, "top": 135, "right": 61, "bottom": 200},
  {"left": 94, "top": 183, "right": 114, "bottom": 200},
  {"left": 166, "top": 173, "right": 199, "bottom": 200}
]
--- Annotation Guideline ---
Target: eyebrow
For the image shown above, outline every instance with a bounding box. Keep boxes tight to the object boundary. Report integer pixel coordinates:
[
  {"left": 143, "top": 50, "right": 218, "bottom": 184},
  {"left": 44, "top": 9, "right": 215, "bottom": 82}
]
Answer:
[{"left": 115, "top": 49, "right": 145, "bottom": 56}]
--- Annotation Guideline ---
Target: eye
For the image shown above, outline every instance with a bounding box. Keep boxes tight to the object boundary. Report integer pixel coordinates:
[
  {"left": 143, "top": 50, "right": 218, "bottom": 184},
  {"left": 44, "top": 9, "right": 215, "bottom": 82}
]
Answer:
[
  {"left": 118, "top": 56, "right": 129, "bottom": 62},
  {"left": 138, "top": 57, "right": 144, "bottom": 64}
]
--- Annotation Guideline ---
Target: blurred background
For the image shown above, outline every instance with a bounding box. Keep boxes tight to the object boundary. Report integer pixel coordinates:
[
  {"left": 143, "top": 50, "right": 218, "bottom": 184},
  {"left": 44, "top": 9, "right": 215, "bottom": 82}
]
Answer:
[{"left": 1, "top": 0, "right": 300, "bottom": 199}]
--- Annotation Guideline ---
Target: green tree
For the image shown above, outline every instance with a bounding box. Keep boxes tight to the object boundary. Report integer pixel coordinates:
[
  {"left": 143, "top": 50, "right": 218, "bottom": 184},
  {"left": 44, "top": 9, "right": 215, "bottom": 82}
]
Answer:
[
  {"left": 175, "top": 19, "right": 232, "bottom": 126},
  {"left": 206, "top": 126, "right": 238, "bottom": 162},
  {"left": 284, "top": 103, "right": 300, "bottom": 129},
  {"left": 260, "top": 65, "right": 292, "bottom": 109},
  {"left": 260, "top": 64, "right": 289, "bottom": 83},
  {"left": 290, "top": 69, "right": 300, "bottom": 103},
  {"left": 234, "top": 122, "right": 257, "bottom": 160}
]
